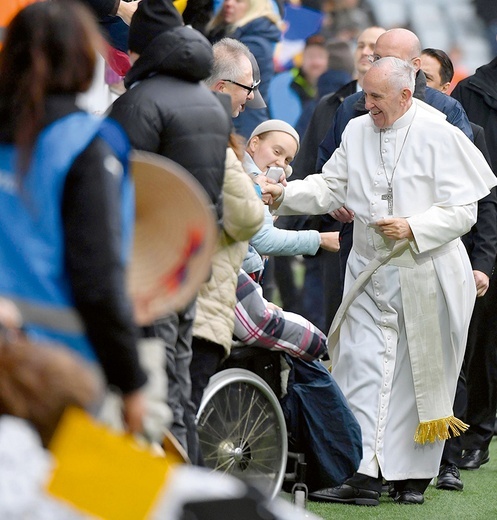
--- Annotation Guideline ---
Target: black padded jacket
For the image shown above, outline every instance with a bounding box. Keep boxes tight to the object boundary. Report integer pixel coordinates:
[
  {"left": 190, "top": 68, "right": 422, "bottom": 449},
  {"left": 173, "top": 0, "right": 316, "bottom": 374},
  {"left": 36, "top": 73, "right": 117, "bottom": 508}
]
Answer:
[{"left": 109, "top": 25, "right": 231, "bottom": 227}]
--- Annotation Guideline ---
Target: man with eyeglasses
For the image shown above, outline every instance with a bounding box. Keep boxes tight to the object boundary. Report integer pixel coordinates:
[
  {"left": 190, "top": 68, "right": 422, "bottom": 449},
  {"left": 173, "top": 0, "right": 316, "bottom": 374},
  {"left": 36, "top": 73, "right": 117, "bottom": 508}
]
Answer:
[
  {"left": 109, "top": 0, "right": 231, "bottom": 462},
  {"left": 204, "top": 37, "right": 266, "bottom": 118}
]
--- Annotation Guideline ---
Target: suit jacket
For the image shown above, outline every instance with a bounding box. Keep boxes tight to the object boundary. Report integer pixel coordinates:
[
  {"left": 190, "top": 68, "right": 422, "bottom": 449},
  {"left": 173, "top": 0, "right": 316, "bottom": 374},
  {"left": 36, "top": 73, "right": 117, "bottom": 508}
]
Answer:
[{"left": 462, "top": 122, "right": 497, "bottom": 276}]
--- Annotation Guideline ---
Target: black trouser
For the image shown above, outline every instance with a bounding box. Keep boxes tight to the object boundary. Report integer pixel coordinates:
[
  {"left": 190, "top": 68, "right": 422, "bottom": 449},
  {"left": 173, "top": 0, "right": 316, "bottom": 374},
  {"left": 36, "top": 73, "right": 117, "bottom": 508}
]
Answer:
[
  {"left": 189, "top": 336, "right": 224, "bottom": 412},
  {"left": 441, "top": 268, "right": 497, "bottom": 465},
  {"left": 186, "top": 336, "right": 224, "bottom": 465},
  {"left": 463, "top": 271, "right": 497, "bottom": 451}
]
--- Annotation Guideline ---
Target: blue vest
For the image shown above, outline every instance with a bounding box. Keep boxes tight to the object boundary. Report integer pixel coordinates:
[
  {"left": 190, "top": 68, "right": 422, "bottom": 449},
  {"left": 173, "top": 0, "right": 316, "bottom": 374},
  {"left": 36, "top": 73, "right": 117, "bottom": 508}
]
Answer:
[{"left": 0, "top": 112, "right": 133, "bottom": 361}]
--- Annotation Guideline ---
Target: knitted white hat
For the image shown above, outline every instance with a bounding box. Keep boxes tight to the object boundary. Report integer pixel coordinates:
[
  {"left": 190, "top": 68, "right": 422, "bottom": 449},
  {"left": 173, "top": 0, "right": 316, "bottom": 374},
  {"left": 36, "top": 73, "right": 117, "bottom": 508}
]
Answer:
[{"left": 249, "top": 119, "right": 300, "bottom": 153}]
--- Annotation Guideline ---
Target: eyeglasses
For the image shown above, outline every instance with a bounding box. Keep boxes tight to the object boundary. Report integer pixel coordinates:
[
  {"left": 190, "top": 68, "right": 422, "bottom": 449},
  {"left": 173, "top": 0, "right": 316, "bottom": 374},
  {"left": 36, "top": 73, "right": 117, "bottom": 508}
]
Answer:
[{"left": 222, "top": 78, "right": 261, "bottom": 95}]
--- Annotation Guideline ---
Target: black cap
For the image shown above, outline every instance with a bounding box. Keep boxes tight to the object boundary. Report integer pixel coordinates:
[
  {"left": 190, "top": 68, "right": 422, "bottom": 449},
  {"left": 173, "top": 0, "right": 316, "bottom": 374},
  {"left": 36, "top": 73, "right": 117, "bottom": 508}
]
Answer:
[{"left": 128, "top": 0, "right": 183, "bottom": 54}]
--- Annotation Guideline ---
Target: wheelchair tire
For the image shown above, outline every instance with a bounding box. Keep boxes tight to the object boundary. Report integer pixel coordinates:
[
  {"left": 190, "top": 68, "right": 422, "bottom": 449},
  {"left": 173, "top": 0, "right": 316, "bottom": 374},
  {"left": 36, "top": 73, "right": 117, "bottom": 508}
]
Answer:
[{"left": 196, "top": 368, "right": 288, "bottom": 499}]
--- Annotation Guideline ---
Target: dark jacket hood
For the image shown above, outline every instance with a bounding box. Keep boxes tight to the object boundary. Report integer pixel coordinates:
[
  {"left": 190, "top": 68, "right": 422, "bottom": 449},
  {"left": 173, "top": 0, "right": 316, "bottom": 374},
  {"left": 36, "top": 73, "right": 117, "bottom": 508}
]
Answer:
[{"left": 125, "top": 25, "right": 214, "bottom": 88}]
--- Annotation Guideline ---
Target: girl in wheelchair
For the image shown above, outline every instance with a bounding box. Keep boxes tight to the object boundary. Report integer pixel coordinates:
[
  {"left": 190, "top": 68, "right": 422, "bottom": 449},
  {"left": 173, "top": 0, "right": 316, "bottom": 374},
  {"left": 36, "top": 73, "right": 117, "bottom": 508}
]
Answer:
[{"left": 230, "top": 251, "right": 362, "bottom": 496}]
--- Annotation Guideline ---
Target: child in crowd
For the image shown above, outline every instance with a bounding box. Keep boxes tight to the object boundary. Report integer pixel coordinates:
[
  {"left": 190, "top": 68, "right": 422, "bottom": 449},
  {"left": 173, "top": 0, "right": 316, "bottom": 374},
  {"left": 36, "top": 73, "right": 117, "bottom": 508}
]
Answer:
[{"left": 243, "top": 119, "right": 340, "bottom": 257}]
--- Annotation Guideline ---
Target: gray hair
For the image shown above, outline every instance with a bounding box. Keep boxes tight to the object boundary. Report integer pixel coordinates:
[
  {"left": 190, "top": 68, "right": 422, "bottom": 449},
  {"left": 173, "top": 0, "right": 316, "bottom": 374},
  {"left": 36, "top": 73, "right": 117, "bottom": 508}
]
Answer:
[
  {"left": 204, "top": 38, "right": 252, "bottom": 87},
  {"left": 371, "top": 56, "right": 415, "bottom": 93}
]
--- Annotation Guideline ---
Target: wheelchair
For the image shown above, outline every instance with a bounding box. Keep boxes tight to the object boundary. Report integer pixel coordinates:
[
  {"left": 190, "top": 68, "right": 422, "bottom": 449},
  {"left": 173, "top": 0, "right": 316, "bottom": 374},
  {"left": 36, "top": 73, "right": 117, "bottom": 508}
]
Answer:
[{"left": 196, "top": 347, "right": 307, "bottom": 504}]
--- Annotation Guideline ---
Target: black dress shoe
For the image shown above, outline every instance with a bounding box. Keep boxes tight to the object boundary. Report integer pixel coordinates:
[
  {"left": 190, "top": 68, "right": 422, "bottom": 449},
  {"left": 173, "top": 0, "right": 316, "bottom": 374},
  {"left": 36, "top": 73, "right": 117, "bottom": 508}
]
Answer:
[
  {"left": 459, "top": 449, "right": 490, "bottom": 470},
  {"left": 393, "top": 490, "right": 424, "bottom": 504},
  {"left": 308, "top": 484, "right": 380, "bottom": 506},
  {"left": 436, "top": 463, "right": 464, "bottom": 491}
]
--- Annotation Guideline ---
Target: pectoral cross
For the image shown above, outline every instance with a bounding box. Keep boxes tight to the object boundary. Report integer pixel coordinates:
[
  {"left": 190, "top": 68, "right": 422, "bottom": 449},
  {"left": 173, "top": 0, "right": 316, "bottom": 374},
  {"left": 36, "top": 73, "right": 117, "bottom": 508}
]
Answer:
[{"left": 382, "top": 187, "right": 393, "bottom": 215}]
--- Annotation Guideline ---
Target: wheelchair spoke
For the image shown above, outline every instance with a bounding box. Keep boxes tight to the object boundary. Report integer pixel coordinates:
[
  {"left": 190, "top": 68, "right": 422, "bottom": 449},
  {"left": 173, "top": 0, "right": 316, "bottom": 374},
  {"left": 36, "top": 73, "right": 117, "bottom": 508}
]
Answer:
[{"left": 196, "top": 368, "right": 288, "bottom": 499}]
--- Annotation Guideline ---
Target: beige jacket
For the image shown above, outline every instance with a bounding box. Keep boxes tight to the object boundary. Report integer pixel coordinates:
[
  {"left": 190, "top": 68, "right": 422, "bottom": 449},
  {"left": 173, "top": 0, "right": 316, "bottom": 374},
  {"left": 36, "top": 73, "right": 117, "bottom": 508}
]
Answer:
[{"left": 193, "top": 147, "right": 264, "bottom": 355}]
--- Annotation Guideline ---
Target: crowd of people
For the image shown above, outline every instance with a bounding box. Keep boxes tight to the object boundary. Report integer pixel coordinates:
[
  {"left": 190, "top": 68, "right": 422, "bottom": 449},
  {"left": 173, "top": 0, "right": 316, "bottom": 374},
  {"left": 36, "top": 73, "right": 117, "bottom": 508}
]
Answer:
[{"left": 1, "top": 0, "right": 496, "bottom": 515}]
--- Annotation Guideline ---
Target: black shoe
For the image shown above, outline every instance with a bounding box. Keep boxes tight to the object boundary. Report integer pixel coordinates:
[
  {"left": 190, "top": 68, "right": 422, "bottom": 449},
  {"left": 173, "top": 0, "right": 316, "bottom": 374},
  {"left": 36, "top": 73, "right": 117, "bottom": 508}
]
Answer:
[
  {"left": 393, "top": 490, "right": 424, "bottom": 504},
  {"left": 459, "top": 449, "right": 490, "bottom": 470},
  {"left": 436, "top": 464, "right": 463, "bottom": 491},
  {"left": 308, "top": 484, "right": 380, "bottom": 506}
]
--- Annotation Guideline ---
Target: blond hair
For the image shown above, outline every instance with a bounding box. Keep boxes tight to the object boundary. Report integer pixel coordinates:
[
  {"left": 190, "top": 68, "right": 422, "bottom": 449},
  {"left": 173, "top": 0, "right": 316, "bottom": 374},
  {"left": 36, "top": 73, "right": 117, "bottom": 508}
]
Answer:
[{"left": 206, "top": 0, "right": 282, "bottom": 35}]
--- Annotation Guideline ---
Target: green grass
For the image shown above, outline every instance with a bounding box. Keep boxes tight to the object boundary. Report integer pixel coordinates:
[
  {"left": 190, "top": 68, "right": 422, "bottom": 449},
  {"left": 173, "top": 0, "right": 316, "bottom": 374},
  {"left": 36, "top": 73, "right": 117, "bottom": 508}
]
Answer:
[{"left": 291, "top": 437, "right": 497, "bottom": 519}]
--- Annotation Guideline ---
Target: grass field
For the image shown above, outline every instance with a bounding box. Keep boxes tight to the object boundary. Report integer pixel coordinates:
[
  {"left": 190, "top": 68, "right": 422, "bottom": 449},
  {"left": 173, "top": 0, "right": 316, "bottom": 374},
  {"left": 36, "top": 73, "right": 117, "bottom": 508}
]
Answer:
[{"left": 298, "top": 436, "right": 497, "bottom": 519}]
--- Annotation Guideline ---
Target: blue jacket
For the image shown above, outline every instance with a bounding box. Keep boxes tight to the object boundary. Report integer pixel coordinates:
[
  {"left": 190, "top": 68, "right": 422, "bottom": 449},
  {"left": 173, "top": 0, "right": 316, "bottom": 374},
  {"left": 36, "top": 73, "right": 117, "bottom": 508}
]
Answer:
[
  {"left": 243, "top": 152, "right": 320, "bottom": 256},
  {"left": 231, "top": 17, "right": 281, "bottom": 139},
  {"left": 0, "top": 113, "right": 133, "bottom": 361},
  {"left": 317, "top": 70, "right": 473, "bottom": 170}
]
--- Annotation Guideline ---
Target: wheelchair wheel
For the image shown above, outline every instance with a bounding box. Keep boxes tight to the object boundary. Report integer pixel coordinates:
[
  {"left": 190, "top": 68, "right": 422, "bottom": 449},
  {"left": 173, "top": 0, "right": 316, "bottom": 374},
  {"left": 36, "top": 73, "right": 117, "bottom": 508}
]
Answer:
[{"left": 196, "top": 368, "right": 288, "bottom": 499}]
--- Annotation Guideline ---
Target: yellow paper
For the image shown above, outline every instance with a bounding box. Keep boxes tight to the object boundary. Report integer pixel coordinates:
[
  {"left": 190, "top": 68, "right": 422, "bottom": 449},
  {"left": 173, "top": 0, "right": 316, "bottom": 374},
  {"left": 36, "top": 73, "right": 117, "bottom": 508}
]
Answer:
[{"left": 46, "top": 407, "right": 175, "bottom": 520}]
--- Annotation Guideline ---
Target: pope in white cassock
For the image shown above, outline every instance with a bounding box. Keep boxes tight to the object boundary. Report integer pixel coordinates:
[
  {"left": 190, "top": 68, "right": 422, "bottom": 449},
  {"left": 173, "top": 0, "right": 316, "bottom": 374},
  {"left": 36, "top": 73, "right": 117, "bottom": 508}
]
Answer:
[{"left": 263, "top": 57, "right": 497, "bottom": 506}]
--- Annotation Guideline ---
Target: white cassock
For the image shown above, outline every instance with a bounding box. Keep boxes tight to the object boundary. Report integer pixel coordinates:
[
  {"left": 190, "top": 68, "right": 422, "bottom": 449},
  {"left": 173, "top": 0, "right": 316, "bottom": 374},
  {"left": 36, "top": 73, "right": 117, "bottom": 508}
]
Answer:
[{"left": 276, "top": 100, "right": 496, "bottom": 481}]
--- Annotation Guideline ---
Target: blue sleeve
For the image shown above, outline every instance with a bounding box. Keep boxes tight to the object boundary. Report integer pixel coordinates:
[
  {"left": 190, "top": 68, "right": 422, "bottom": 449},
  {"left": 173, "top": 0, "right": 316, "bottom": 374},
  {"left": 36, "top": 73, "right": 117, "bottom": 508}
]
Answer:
[
  {"left": 250, "top": 207, "right": 321, "bottom": 256},
  {"left": 446, "top": 99, "right": 473, "bottom": 141},
  {"left": 425, "top": 87, "right": 473, "bottom": 141}
]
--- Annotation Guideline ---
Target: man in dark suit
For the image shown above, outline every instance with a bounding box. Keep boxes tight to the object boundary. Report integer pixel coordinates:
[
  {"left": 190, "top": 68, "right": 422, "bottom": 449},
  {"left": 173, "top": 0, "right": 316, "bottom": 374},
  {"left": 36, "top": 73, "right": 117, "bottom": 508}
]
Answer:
[
  {"left": 420, "top": 48, "right": 497, "bottom": 492},
  {"left": 451, "top": 54, "right": 497, "bottom": 474}
]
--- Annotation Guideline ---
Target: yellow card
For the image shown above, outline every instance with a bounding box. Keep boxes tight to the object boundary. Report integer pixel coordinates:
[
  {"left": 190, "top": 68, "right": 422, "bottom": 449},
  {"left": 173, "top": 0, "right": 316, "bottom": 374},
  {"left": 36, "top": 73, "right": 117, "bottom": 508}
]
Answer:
[{"left": 46, "top": 407, "right": 175, "bottom": 520}]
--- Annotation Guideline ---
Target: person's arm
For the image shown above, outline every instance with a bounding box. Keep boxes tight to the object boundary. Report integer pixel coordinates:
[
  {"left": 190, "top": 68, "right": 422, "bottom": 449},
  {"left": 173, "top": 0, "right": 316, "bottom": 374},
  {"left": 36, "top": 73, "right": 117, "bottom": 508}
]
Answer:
[
  {"left": 465, "top": 189, "right": 497, "bottom": 273},
  {"left": 462, "top": 125, "right": 497, "bottom": 295},
  {"left": 264, "top": 135, "right": 349, "bottom": 218},
  {"left": 445, "top": 98, "right": 473, "bottom": 140},
  {"left": 116, "top": 0, "right": 140, "bottom": 25},
  {"left": 234, "top": 270, "right": 328, "bottom": 361},
  {"left": 407, "top": 204, "right": 477, "bottom": 253},
  {"left": 425, "top": 87, "right": 473, "bottom": 141},
  {"left": 62, "top": 137, "right": 147, "bottom": 429},
  {"left": 250, "top": 206, "right": 321, "bottom": 256}
]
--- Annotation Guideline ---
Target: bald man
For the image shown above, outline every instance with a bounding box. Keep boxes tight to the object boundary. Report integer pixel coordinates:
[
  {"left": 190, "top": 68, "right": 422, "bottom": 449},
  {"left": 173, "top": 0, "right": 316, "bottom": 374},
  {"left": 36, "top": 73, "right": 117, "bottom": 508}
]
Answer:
[{"left": 316, "top": 28, "right": 473, "bottom": 297}]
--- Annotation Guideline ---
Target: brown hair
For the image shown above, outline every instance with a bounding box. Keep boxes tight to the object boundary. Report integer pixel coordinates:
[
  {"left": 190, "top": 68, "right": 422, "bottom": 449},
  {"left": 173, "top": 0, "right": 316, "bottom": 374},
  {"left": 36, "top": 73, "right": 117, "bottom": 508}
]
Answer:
[
  {"left": 0, "top": 0, "right": 104, "bottom": 173},
  {"left": 228, "top": 131, "right": 246, "bottom": 161},
  {"left": 0, "top": 331, "right": 102, "bottom": 447}
]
